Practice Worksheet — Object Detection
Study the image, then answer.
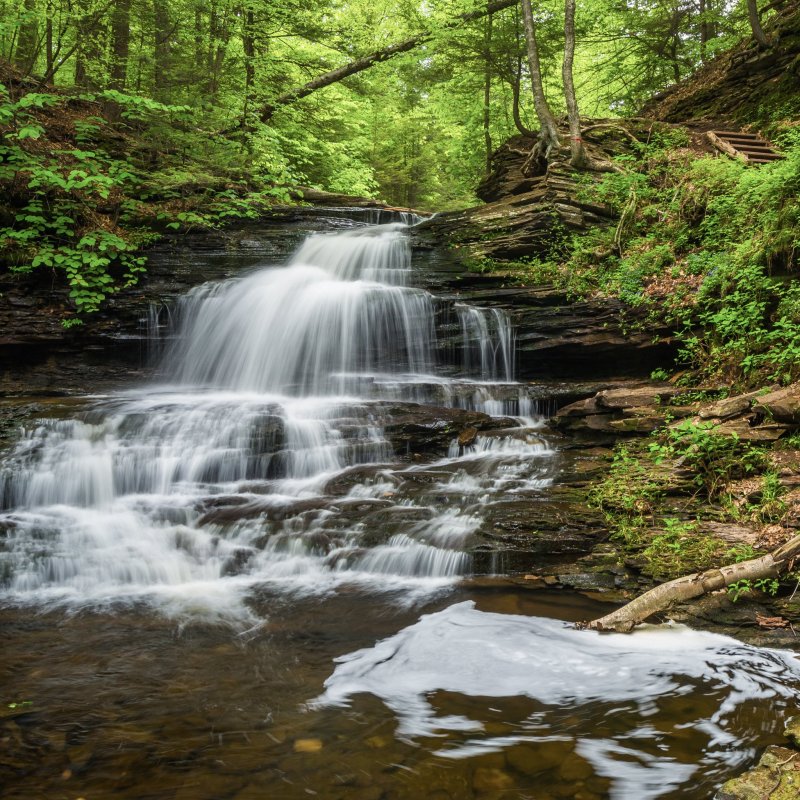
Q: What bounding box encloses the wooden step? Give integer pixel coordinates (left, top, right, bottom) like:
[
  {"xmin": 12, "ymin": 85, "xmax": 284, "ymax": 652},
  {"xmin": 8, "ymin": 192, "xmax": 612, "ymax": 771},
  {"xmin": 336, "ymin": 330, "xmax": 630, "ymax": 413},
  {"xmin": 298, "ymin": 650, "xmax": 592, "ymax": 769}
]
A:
[
  {"xmin": 706, "ymin": 129, "xmax": 783, "ymax": 166},
  {"xmin": 714, "ymin": 130, "xmax": 761, "ymax": 138}
]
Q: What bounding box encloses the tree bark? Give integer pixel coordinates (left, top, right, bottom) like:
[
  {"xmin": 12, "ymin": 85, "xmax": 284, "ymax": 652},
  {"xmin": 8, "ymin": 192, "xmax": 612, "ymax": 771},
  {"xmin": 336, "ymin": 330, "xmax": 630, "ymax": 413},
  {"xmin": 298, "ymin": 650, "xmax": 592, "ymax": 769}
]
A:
[
  {"xmin": 511, "ymin": 56, "xmax": 536, "ymax": 137},
  {"xmin": 153, "ymin": 0, "xmax": 171, "ymax": 99},
  {"xmin": 483, "ymin": 5, "xmax": 493, "ymax": 173},
  {"xmin": 561, "ymin": 0, "xmax": 586, "ymax": 168},
  {"xmin": 14, "ymin": 0, "xmax": 40, "ymax": 75},
  {"xmin": 519, "ymin": 0, "xmax": 560, "ymax": 160},
  {"xmin": 109, "ymin": 0, "xmax": 131, "ymax": 91},
  {"xmin": 45, "ymin": 0, "xmax": 53, "ymax": 78},
  {"xmin": 747, "ymin": 0, "xmax": 769, "ymax": 47},
  {"xmin": 582, "ymin": 533, "xmax": 800, "ymax": 633},
  {"xmin": 257, "ymin": 0, "xmax": 518, "ymax": 122}
]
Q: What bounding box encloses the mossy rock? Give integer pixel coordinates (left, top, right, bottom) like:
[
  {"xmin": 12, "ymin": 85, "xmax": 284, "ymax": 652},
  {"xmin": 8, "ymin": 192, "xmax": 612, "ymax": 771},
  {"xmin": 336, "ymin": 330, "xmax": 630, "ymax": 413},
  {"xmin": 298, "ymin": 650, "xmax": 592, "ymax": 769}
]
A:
[
  {"xmin": 785, "ymin": 716, "xmax": 800, "ymax": 749},
  {"xmin": 715, "ymin": 746, "xmax": 800, "ymax": 800}
]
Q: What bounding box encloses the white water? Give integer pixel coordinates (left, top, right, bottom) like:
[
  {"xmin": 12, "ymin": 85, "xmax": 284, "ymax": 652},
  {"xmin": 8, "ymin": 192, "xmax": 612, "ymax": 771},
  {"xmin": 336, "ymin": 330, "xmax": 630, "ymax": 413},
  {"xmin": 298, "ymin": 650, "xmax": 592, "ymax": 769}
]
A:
[
  {"xmin": 316, "ymin": 601, "xmax": 800, "ymax": 799},
  {"xmin": 2, "ymin": 216, "xmax": 799, "ymax": 799},
  {"xmin": 0, "ymin": 220, "xmax": 550, "ymax": 618}
]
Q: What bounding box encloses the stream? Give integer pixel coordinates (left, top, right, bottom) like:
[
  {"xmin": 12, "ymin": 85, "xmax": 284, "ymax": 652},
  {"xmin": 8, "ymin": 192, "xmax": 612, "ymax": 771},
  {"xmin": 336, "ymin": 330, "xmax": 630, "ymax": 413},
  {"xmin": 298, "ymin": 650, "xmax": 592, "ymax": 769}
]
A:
[{"xmin": 1, "ymin": 213, "xmax": 799, "ymax": 799}]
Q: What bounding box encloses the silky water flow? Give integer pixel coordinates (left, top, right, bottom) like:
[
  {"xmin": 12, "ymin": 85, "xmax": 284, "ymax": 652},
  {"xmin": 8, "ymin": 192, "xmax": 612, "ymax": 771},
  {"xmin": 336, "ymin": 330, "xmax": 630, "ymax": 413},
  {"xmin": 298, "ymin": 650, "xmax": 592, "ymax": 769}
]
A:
[{"xmin": 1, "ymin": 217, "xmax": 799, "ymax": 800}]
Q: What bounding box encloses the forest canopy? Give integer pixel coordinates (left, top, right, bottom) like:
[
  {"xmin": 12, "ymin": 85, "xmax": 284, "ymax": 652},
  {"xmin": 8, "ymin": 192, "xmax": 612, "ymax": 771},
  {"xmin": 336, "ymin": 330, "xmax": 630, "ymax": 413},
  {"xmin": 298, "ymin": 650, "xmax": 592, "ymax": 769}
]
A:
[{"xmin": 0, "ymin": 0, "xmax": 774, "ymax": 208}]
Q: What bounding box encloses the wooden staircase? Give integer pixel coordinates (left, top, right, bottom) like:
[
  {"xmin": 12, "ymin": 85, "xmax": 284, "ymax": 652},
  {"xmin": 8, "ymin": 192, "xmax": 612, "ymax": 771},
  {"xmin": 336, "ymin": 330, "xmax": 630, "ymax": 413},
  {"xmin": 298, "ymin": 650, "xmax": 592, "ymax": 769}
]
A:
[{"xmin": 707, "ymin": 130, "xmax": 784, "ymax": 165}]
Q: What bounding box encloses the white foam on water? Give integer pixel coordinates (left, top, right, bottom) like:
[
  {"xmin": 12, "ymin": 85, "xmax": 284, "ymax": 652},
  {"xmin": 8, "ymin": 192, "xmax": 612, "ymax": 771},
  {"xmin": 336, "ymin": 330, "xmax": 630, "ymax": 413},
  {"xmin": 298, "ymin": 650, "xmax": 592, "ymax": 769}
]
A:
[
  {"xmin": 313, "ymin": 600, "xmax": 800, "ymax": 799},
  {"xmin": 0, "ymin": 220, "xmax": 553, "ymax": 621}
]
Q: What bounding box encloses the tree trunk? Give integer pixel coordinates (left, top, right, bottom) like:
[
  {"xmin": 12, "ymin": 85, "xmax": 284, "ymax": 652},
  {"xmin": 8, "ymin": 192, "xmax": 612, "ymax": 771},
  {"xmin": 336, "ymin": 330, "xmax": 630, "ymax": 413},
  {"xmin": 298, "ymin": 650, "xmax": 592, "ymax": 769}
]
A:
[
  {"xmin": 14, "ymin": 0, "xmax": 40, "ymax": 75},
  {"xmin": 153, "ymin": 0, "xmax": 171, "ymax": 99},
  {"xmin": 109, "ymin": 0, "xmax": 131, "ymax": 91},
  {"xmin": 582, "ymin": 533, "xmax": 800, "ymax": 633},
  {"xmin": 483, "ymin": 6, "xmax": 493, "ymax": 173},
  {"xmin": 511, "ymin": 56, "xmax": 536, "ymax": 137},
  {"xmin": 698, "ymin": 0, "xmax": 709, "ymax": 62},
  {"xmin": 74, "ymin": 9, "xmax": 106, "ymax": 90},
  {"xmin": 561, "ymin": 0, "xmax": 586, "ymax": 168},
  {"xmin": 519, "ymin": 0, "xmax": 560, "ymax": 160},
  {"xmin": 241, "ymin": 6, "xmax": 256, "ymax": 123},
  {"xmin": 747, "ymin": 0, "xmax": 769, "ymax": 47},
  {"xmin": 45, "ymin": 0, "xmax": 53, "ymax": 78}
]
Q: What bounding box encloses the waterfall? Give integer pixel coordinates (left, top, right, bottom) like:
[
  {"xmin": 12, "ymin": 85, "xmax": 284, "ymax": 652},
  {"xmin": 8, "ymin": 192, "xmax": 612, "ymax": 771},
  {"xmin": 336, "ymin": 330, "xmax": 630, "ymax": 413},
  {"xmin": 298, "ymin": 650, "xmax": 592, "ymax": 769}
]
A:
[{"xmin": 0, "ymin": 216, "xmax": 552, "ymax": 618}]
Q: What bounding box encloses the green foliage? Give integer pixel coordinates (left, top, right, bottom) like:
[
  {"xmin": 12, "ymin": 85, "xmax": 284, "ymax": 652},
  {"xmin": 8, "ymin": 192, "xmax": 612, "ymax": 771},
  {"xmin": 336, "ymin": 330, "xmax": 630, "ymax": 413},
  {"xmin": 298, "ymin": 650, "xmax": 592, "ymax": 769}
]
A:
[
  {"xmin": 649, "ymin": 419, "xmax": 766, "ymax": 501},
  {"xmin": 591, "ymin": 428, "xmax": 772, "ymax": 582},
  {"xmin": 561, "ymin": 133, "xmax": 800, "ymax": 388},
  {"xmin": 747, "ymin": 470, "xmax": 788, "ymax": 523},
  {"xmin": 642, "ymin": 517, "xmax": 721, "ymax": 582},
  {"xmin": 0, "ymin": 85, "xmax": 148, "ymax": 312},
  {"xmin": 728, "ymin": 576, "xmax": 780, "ymax": 602},
  {"xmin": 590, "ymin": 442, "xmax": 663, "ymax": 516},
  {"xmin": 0, "ymin": 80, "xmax": 293, "ymax": 315}
]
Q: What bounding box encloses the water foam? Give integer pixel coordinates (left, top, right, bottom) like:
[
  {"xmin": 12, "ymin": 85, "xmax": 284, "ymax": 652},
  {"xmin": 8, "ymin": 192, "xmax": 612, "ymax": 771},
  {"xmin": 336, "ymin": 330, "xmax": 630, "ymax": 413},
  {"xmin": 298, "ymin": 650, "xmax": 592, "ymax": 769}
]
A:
[{"xmin": 314, "ymin": 600, "xmax": 800, "ymax": 799}]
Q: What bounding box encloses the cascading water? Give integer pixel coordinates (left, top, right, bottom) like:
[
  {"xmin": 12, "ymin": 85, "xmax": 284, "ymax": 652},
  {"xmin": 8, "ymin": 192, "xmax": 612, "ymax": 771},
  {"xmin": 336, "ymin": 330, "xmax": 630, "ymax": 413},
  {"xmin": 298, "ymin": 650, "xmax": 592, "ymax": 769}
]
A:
[
  {"xmin": 2, "ymin": 213, "xmax": 799, "ymax": 800},
  {"xmin": 0, "ymin": 219, "xmax": 550, "ymax": 618}
]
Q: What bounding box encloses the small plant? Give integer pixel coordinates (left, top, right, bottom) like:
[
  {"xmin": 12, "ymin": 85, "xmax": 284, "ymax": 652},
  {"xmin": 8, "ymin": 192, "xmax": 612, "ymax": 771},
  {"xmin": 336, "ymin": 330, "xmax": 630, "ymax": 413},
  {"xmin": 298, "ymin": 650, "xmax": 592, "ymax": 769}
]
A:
[
  {"xmin": 728, "ymin": 576, "xmax": 780, "ymax": 602},
  {"xmin": 749, "ymin": 471, "xmax": 787, "ymax": 523},
  {"xmin": 642, "ymin": 517, "xmax": 721, "ymax": 580},
  {"xmin": 649, "ymin": 420, "xmax": 766, "ymax": 501}
]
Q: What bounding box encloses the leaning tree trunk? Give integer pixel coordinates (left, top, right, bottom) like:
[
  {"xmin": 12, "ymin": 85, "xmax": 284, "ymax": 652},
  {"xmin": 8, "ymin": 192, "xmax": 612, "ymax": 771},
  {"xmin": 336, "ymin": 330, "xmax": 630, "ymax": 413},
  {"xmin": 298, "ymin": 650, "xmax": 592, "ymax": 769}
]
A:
[
  {"xmin": 582, "ymin": 533, "xmax": 800, "ymax": 633},
  {"xmin": 520, "ymin": 0, "xmax": 560, "ymax": 161},
  {"xmin": 561, "ymin": 0, "xmax": 586, "ymax": 168},
  {"xmin": 747, "ymin": 0, "xmax": 769, "ymax": 47}
]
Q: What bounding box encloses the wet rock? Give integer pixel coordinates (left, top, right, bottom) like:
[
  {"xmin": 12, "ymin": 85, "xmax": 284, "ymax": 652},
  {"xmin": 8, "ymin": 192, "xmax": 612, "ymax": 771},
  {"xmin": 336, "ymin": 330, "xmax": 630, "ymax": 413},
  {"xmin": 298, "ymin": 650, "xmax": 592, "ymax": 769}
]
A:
[
  {"xmin": 377, "ymin": 403, "xmax": 514, "ymax": 458},
  {"xmin": 458, "ymin": 426, "xmax": 479, "ymax": 447},
  {"xmin": 221, "ymin": 548, "xmax": 255, "ymax": 576},
  {"xmin": 472, "ymin": 766, "xmax": 515, "ymax": 794},
  {"xmin": 715, "ymin": 745, "xmax": 800, "ymax": 800},
  {"xmin": 293, "ymin": 738, "xmax": 323, "ymax": 753},
  {"xmin": 506, "ymin": 741, "xmax": 565, "ymax": 777},
  {"xmin": 558, "ymin": 755, "xmax": 593, "ymax": 782}
]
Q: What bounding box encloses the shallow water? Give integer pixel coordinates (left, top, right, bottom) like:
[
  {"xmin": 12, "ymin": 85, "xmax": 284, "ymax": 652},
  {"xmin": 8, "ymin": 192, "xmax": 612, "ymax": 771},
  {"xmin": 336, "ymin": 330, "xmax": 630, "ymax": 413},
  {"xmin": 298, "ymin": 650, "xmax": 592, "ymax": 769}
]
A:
[{"xmin": 3, "ymin": 588, "xmax": 799, "ymax": 800}]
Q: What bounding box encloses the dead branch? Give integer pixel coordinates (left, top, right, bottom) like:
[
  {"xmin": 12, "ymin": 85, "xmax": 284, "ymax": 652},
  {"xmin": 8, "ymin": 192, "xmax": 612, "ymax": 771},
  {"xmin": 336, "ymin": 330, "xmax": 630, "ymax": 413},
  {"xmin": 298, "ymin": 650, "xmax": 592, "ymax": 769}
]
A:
[{"xmin": 580, "ymin": 533, "xmax": 800, "ymax": 632}]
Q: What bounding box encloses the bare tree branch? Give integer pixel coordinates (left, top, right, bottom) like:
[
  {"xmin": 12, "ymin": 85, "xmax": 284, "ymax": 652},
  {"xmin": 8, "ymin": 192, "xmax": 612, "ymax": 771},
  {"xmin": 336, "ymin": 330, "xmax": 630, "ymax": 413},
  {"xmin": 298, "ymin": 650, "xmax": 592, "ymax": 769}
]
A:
[
  {"xmin": 581, "ymin": 534, "xmax": 800, "ymax": 633},
  {"xmin": 256, "ymin": 0, "xmax": 519, "ymax": 122}
]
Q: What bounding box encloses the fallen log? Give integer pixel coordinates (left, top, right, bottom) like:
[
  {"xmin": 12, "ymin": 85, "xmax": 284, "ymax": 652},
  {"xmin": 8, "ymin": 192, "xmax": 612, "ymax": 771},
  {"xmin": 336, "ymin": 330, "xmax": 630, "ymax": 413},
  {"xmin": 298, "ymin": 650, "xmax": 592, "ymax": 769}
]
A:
[{"xmin": 580, "ymin": 533, "xmax": 800, "ymax": 632}]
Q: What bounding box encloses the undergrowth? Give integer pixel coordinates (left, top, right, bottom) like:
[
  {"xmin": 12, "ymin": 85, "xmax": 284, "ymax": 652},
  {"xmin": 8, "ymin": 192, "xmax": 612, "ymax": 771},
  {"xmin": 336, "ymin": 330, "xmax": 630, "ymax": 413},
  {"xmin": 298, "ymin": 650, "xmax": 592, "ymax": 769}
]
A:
[
  {"xmin": 0, "ymin": 81, "xmax": 291, "ymax": 319},
  {"xmin": 590, "ymin": 421, "xmax": 780, "ymax": 581},
  {"xmin": 481, "ymin": 124, "xmax": 800, "ymax": 390}
]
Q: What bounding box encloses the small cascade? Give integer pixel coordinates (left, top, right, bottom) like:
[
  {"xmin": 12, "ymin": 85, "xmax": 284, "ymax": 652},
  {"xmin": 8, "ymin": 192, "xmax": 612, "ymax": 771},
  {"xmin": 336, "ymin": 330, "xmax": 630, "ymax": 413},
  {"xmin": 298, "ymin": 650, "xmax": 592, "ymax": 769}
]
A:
[
  {"xmin": 0, "ymin": 214, "xmax": 553, "ymax": 618},
  {"xmin": 456, "ymin": 303, "xmax": 514, "ymax": 382}
]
